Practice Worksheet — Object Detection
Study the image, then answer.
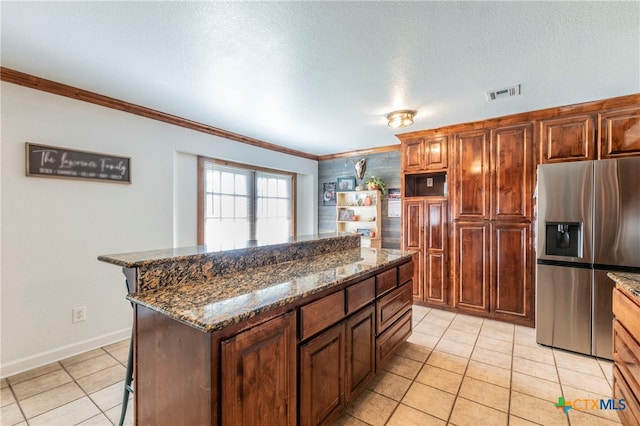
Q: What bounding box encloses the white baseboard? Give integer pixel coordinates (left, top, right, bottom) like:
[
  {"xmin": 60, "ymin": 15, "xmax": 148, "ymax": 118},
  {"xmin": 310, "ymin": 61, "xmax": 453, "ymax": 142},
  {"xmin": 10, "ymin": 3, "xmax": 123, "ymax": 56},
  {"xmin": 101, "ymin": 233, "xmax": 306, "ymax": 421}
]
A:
[{"xmin": 0, "ymin": 328, "xmax": 131, "ymax": 379}]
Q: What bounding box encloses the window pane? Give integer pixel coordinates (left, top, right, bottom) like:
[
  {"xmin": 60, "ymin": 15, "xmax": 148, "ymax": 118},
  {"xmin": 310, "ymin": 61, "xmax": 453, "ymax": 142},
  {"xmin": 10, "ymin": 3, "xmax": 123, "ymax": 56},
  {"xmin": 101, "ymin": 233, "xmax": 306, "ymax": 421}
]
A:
[
  {"xmin": 206, "ymin": 194, "xmax": 213, "ymax": 217},
  {"xmin": 235, "ymin": 174, "xmax": 247, "ymax": 195},
  {"xmin": 221, "ymin": 172, "xmax": 234, "ymax": 194},
  {"xmin": 212, "ymin": 170, "xmax": 220, "ymax": 192},
  {"xmin": 278, "ymin": 199, "xmax": 289, "ymax": 217},
  {"xmin": 221, "ymin": 195, "xmax": 234, "ymax": 217},
  {"xmin": 235, "ymin": 196, "xmax": 248, "ymax": 218},
  {"xmin": 277, "ymin": 179, "xmax": 287, "ymax": 197},
  {"xmin": 206, "ymin": 170, "xmax": 214, "ymax": 193},
  {"xmin": 256, "ymin": 177, "xmax": 265, "ymax": 197},
  {"xmin": 212, "ymin": 195, "xmax": 221, "ymax": 217},
  {"xmin": 267, "ymin": 178, "xmax": 277, "ymax": 195}
]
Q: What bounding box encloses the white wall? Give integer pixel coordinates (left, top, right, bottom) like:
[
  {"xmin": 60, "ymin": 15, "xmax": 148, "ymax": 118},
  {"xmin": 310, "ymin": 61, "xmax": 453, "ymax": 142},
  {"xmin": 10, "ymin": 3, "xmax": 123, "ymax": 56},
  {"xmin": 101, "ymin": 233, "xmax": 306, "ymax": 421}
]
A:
[{"xmin": 0, "ymin": 83, "xmax": 318, "ymax": 377}]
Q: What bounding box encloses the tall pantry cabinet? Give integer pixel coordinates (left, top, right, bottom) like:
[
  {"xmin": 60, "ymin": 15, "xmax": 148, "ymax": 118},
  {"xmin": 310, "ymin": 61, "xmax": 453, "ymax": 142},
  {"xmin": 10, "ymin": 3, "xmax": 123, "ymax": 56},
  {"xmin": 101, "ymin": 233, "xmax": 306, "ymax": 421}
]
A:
[
  {"xmin": 451, "ymin": 124, "xmax": 534, "ymax": 323},
  {"xmin": 401, "ymin": 135, "xmax": 449, "ymax": 307},
  {"xmin": 400, "ymin": 123, "xmax": 535, "ymax": 326}
]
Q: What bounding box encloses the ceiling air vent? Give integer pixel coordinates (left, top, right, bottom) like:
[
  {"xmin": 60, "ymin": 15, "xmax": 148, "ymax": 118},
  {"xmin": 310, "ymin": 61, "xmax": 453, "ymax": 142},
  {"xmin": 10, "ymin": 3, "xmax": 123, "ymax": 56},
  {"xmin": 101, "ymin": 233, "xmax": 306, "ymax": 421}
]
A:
[{"xmin": 486, "ymin": 84, "xmax": 521, "ymax": 101}]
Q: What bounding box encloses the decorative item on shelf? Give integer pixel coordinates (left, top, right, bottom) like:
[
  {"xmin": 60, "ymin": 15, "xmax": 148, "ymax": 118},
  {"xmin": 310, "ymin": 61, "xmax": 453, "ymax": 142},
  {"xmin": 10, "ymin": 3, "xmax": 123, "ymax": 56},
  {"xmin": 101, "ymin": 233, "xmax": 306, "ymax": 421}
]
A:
[
  {"xmin": 364, "ymin": 175, "xmax": 387, "ymax": 195},
  {"xmin": 337, "ymin": 176, "xmax": 356, "ymax": 192},
  {"xmin": 370, "ymin": 231, "xmax": 376, "ymax": 238},
  {"xmin": 363, "ymin": 195, "xmax": 372, "ymax": 206},
  {"xmin": 356, "ymin": 228, "xmax": 371, "ymax": 237},
  {"xmin": 338, "ymin": 209, "xmax": 354, "ymax": 221},
  {"xmin": 352, "ymin": 214, "xmax": 359, "ymax": 221}
]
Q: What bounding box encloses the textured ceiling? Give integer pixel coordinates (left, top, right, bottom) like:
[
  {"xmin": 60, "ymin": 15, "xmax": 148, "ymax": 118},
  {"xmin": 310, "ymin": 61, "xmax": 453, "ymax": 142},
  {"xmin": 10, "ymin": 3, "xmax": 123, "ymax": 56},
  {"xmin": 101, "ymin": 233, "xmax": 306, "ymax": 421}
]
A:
[{"xmin": 1, "ymin": 1, "xmax": 639, "ymax": 157}]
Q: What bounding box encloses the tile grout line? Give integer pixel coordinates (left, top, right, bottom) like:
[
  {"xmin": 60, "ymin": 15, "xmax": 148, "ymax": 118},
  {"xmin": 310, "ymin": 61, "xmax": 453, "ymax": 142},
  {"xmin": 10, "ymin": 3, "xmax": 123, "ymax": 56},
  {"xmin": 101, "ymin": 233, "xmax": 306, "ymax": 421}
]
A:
[
  {"xmin": 6, "ymin": 377, "xmax": 30, "ymax": 426},
  {"xmin": 442, "ymin": 312, "xmax": 482, "ymax": 425},
  {"xmin": 7, "ymin": 346, "xmax": 128, "ymax": 426}
]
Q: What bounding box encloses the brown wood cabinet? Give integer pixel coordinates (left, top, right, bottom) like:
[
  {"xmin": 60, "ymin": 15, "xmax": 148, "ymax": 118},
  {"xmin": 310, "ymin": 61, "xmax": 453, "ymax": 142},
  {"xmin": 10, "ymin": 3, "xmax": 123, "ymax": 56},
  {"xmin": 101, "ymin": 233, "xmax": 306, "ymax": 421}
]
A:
[
  {"xmin": 453, "ymin": 130, "xmax": 490, "ymax": 220},
  {"xmin": 298, "ymin": 261, "xmax": 413, "ymax": 425},
  {"xmin": 402, "ymin": 136, "xmax": 448, "ymax": 172},
  {"xmin": 133, "ymin": 257, "xmax": 413, "ymax": 426},
  {"xmin": 490, "ymin": 223, "xmax": 533, "ymax": 320},
  {"xmin": 599, "ymin": 106, "xmax": 640, "ymax": 159},
  {"xmin": 453, "ymin": 221, "xmax": 490, "ymax": 313},
  {"xmin": 300, "ymin": 322, "xmax": 346, "ymax": 426},
  {"xmin": 222, "ymin": 312, "xmax": 297, "ymax": 426},
  {"xmin": 491, "ymin": 124, "xmax": 533, "ymax": 221},
  {"xmin": 539, "ymin": 114, "xmax": 595, "ymax": 163},
  {"xmin": 397, "ymin": 93, "xmax": 640, "ymax": 328},
  {"xmin": 451, "ymin": 124, "xmax": 535, "ymax": 325},
  {"xmin": 345, "ymin": 305, "xmax": 375, "ymax": 400},
  {"xmin": 612, "ymin": 285, "xmax": 640, "ymax": 425},
  {"xmin": 402, "ymin": 198, "xmax": 448, "ymax": 306}
]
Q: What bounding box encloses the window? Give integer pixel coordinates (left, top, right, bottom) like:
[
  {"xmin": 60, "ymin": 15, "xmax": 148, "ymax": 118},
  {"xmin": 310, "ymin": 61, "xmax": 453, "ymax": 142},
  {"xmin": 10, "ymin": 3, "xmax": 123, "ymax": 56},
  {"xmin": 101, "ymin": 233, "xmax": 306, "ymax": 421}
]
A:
[{"xmin": 198, "ymin": 157, "xmax": 296, "ymax": 247}]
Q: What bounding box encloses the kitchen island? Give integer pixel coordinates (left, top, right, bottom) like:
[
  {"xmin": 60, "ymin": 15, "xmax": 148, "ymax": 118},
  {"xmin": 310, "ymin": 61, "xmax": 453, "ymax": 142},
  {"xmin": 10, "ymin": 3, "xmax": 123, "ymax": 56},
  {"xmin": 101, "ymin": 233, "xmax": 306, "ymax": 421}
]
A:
[
  {"xmin": 609, "ymin": 272, "xmax": 640, "ymax": 426},
  {"xmin": 99, "ymin": 234, "xmax": 415, "ymax": 426}
]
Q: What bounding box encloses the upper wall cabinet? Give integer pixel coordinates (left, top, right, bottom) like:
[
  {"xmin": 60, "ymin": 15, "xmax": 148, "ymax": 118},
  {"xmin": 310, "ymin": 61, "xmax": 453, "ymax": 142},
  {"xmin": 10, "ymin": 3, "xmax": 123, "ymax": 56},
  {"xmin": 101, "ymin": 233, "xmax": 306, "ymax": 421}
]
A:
[
  {"xmin": 452, "ymin": 130, "xmax": 490, "ymax": 220},
  {"xmin": 402, "ymin": 136, "xmax": 448, "ymax": 172},
  {"xmin": 599, "ymin": 107, "xmax": 640, "ymax": 159},
  {"xmin": 539, "ymin": 115, "xmax": 595, "ymax": 163},
  {"xmin": 491, "ymin": 123, "xmax": 533, "ymax": 221}
]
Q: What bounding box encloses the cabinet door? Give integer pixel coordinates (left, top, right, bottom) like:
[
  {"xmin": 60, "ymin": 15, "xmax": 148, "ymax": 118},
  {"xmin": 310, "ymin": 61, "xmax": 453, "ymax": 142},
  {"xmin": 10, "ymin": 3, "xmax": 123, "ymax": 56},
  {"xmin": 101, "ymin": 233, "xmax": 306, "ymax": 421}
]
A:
[
  {"xmin": 424, "ymin": 135, "xmax": 448, "ymax": 170},
  {"xmin": 490, "ymin": 223, "xmax": 532, "ymax": 321},
  {"xmin": 221, "ymin": 312, "xmax": 296, "ymax": 426},
  {"xmin": 425, "ymin": 200, "xmax": 448, "ymax": 305},
  {"xmin": 453, "ymin": 221, "xmax": 490, "ymax": 313},
  {"xmin": 345, "ymin": 305, "xmax": 375, "ymax": 401},
  {"xmin": 403, "ymin": 138, "xmax": 424, "ymax": 172},
  {"xmin": 299, "ymin": 322, "xmax": 346, "ymax": 426},
  {"xmin": 491, "ymin": 124, "xmax": 533, "ymax": 221},
  {"xmin": 454, "ymin": 130, "xmax": 490, "ymax": 219},
  {"xmin": 402, "ymin": 200, "xmax": 424, "ymax": 301},
  {"xmin": 599, "ymin": 107, "xmax": 640, "ymax": 158},
  {"xmin": 540, "ymin": 115, "xmax": 595, "ymax": 163}
]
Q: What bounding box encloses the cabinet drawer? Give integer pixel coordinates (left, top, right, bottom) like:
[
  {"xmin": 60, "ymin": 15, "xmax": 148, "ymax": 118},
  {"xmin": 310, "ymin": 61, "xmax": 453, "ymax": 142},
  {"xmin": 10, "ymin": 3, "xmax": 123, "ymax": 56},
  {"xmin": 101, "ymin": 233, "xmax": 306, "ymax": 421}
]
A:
[
  {"xmin": 613, "ymin": 365, "xmax": 640, "ymax": 426},
  {"xmin": 613, "ymin": 320, "xmax": 640, "ymax": 396},
  {"xmin": 398, "ymin": 261, "xmax": 414, "ymax": 286},
  {"xmin": 376, "ymin": 281, "xmax": 412, "ymax": 335},
  {"xmin": 376, "ymin": 309, "xmax": 412, "ymax": 371},
  {"xmin": 613, "ymin": 287, "xmax": 640, "ymax": 340},
  {"xmin": 346, "ymin": 277, "xmax": 375, "ymax": 315},
  {"xmin": 376, "ymin": 267, "xmax": 398, "ymax": 296},
  {"xmin": 300, "ymin": 291, "xmax": 345, "ymax": 341}
]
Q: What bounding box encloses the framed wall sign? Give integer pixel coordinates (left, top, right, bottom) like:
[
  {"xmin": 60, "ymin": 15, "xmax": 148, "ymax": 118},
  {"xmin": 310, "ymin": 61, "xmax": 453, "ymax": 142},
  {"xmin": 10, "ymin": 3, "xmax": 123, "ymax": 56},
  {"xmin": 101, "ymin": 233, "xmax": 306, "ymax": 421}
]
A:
[
  {"xmin": 322, "ymin": 182, "xmax": 336, "ymax": 206},
  {"xmin": 25, "ymin": 143, "xmax": 131, "ymax": 183}
]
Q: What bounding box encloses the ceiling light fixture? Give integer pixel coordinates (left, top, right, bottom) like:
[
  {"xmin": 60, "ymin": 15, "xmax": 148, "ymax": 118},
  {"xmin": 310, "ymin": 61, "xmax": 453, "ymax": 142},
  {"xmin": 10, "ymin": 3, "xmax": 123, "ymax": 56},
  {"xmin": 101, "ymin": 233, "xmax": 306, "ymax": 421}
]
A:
[{"xmin": 386, "ymin": 110, "xmax": 416, "ymax": 128}]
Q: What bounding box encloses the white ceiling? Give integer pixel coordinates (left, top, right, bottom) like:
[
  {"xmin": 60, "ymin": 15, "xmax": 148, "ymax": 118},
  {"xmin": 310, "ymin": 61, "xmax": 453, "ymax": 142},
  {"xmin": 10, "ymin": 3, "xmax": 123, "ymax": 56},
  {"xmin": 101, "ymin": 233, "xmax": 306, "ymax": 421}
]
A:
[{"xmin": 1, "ymin": 1, "xmax": 639, "ymax": 157}]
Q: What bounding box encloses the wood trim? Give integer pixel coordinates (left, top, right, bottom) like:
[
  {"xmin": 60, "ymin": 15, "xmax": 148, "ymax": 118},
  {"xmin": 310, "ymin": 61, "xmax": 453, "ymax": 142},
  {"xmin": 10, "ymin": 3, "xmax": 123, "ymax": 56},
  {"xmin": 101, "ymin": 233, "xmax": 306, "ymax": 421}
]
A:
[
  {"xmin": 395, "ymin": 93, "xmax": 640, "ymax": 142},
  {"xmin": 317, "ymin": 144, "xmax": 400, "ymax": 161},
  {"xmin": 197, "ymin": 157, "xmax": 206, "ymax": 245},
  {"xmin": 1, "ymin": 67, "xmax": 319, "ymax": 161}
]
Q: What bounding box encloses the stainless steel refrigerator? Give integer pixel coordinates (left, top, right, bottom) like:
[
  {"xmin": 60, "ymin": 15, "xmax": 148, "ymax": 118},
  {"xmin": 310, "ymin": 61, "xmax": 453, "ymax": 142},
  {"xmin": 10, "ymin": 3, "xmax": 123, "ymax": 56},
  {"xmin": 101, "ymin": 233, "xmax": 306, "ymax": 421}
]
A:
[{"xmin": 536, "ymin": 157, "xmax": 640, "ymax": 359}]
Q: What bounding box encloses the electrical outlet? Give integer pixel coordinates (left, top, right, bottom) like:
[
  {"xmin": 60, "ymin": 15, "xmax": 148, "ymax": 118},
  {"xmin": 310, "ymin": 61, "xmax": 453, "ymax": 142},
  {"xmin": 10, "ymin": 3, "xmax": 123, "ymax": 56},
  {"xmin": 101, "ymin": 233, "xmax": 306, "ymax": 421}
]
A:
[{"xmin": 72, "ymin": 306, "xmax": 86, "ymax": 323}]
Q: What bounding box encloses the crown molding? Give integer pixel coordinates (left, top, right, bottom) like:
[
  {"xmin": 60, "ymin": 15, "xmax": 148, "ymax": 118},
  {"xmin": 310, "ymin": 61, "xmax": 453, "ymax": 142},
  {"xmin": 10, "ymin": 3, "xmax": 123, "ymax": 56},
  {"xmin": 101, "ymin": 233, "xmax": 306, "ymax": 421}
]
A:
[{"xmin": 1, "ymin": 67, "xmax": 320, "ymax": 161}]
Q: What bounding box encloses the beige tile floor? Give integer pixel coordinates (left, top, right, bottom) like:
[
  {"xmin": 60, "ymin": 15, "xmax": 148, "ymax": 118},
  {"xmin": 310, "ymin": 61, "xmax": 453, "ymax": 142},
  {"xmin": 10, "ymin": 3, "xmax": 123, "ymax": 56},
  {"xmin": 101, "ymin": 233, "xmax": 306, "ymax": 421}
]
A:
[{"xmin": 0, "ymin": 305, "xmax": 622, "ymax": 426}]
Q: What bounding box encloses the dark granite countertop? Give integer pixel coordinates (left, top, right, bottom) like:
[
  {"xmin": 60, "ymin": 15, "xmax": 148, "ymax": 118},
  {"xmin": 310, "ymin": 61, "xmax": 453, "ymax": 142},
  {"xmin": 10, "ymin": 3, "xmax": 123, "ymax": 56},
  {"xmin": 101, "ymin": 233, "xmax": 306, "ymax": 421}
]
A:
[
  {"xmin": 609, "ymin": 272, "xmax": 640, "ymax": 298},
  {"xmin": 98, "ymin": 233, "xmax": 345, "ymax": 268},
  {"xmin": 127, "ymin": 247, "xmax": 413, "ymax": 333}
]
